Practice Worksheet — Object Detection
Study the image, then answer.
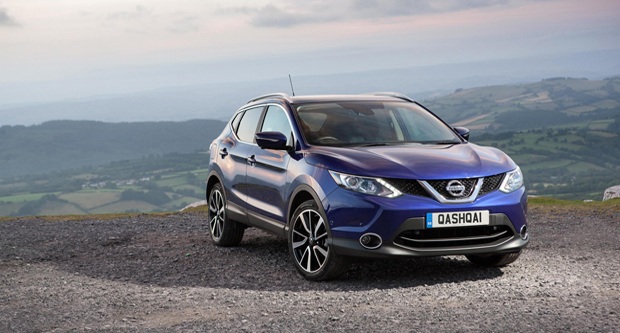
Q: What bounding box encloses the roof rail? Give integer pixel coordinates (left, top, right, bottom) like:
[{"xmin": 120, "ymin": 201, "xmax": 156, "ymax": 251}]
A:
[
  {"xmin": 247, "ymin": 93, "xmax": 292, "ymax": 104},
  {"xmin": 365, "ymin": 92, "xmax": 415, "ymax": 102}
]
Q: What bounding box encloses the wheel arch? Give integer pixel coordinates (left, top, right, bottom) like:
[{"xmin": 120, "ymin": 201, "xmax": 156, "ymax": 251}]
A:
[
  {"xmin": 206, "ymin": 171, "xmax": 223, "ymax": 200},
  {"xmin": 287, "ymin": 184, "xmax": 350, "ymax": 280},
  {"xmin": 287, "ymin": 184, "xmax": 329, "ymax": 234}
]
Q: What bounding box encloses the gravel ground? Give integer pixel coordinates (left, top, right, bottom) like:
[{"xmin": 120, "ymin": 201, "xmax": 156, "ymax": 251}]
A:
[{"xmin": 1, "ymin": 205, "xmax": 619, "ymax": 333}]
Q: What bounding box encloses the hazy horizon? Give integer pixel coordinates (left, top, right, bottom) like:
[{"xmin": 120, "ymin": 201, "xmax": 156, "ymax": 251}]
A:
[{"xmin": 1, "ymin": 0, "xmax": 619, "ymax": 123}]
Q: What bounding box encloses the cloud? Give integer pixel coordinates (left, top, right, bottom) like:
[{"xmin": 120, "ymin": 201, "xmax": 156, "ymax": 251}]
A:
[
  {"xmin": 219, "ymin": 0, "xmax": 545, "ymax": 28},
  {"xmin": 249, "ymin": 4, "xmax": 318, "ymax": 27},
  {"xmin": 0, "ymin": 7, "xmax": 20, "ymax": 27},
  {"xmin": 217, "ymin": 3, "xmax": 335, "ymax": 27},
  {"xmin": 169, "ymin": 15, "xmax": 200, "ymax": 33},
  {"xmin": 107, "ymin": 5, "xmax": 153, "ymax": 21},
  {"xmin": 104, "ymin": 6, "xmax": 199, "ymax": 34}
]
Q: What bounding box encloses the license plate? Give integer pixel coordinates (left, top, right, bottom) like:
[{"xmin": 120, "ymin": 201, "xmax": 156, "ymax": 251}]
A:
[{"xmin": 426, "ymin": 210, "xmax": 489, "ymax": 228}]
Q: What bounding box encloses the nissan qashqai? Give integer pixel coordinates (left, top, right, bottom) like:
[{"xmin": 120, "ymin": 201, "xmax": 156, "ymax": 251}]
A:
[{"xmin": 205, "ymin": 93, "xmax": 528, "ymax": 280}]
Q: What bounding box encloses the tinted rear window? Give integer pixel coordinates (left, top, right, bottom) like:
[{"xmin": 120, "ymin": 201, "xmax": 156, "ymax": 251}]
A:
[{"xmin": 236, "ymin": 107, "xmax": 263, "ymax": 143}]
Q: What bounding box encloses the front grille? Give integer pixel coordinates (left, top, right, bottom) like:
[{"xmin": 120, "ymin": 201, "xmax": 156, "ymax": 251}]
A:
[
  {"xmin": 386, "ymin": 172, "xmax": 506, "ymax": 201},
  {"xmin": 394, "ymin": 225, "xmax": 514, "ymax": 249},
  {"xmin": 386, "ymin": 179, "xmax": 431, "ymax": 198},
  {"xmin": 426, "ymin": 178, "xmax": 477, "ymax": 199},
  {"xmin": 479, "ymin": 173, "xmax": 505, "ymax": 196}
]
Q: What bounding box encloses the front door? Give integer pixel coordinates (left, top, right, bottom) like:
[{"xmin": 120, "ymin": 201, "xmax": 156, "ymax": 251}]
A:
[{"xmin": 245, "ymin": 105, "xmax": 293, "ymax": 234}]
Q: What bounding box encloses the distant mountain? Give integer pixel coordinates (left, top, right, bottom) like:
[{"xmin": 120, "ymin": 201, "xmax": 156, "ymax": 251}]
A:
[
  {"xmin": 0, "ymin": 119, "xmax": 226, "ymax": 178},
  {"xmin": 1, "ymin": 49, "xmax": 619, "ymax": 126}
]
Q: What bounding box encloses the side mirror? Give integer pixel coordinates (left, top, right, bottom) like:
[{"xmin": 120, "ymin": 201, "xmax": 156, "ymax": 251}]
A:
[
  {"xmin": 454, "ymin": 127, "xmax": 470, "ymax": 141},
  {"xmin": 255, "ymin": 131, "xmax": 289, "ymax": 150}
]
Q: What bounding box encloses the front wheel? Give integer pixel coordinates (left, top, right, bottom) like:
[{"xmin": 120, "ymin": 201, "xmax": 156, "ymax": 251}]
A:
[
  {"xmin": 207, "ymin": 183, "xmax": 244, "ymax": 247},
  {"xmin": 466, "ymin": 251, "xmax": 522, "ymax": 267},
  {"xmin": 288, "ymin": 200, "xmax": 349, "ymax": 281}
]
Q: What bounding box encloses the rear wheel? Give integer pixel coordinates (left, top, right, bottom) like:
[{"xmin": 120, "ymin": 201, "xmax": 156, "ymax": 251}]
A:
[
  {"xmin": 288, "ymin": 200, "xmax": 349, "ymax": 281},
  {"xmin": 466, "ymin": 251, "xmax": 521, "ymax": 267},
  {"xmin": 208, "ymin": 183, "xmax": 244, "ymax": 247}
]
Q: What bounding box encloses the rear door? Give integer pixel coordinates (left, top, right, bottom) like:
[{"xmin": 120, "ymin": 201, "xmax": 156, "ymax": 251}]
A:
[{"xmin": 217, "ymin": 106, "xmax": 264, "ymax": 221}]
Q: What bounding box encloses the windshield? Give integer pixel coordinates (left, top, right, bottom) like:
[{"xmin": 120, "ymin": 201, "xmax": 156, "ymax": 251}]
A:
[{"xmin": 295, "ymin": 101, "xmax": 461, "ymax": 146}]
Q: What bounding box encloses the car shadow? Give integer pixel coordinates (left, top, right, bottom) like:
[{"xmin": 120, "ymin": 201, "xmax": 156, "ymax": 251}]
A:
[
  {"xmin": 2, "ymin": 215, "xmax": 504, "ymax": 292},
  {"xmin": 220, "ymin": 234, "xmax": 505, "ymax": 291}
]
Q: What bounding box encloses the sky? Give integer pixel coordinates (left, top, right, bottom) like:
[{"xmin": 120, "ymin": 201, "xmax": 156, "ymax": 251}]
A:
[{"xmin": 0, "ymin": 0, "xmax": 619, "ymax": 106}]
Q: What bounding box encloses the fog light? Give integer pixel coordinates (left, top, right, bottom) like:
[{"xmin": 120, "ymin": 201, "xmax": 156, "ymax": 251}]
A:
[
  {"xmin": 359, "ymin": 233, "xmax": 382, "ymax": 250},
  {"xmin": 519, "ymin": 225, "xmax": 529, "ymax": 240}
]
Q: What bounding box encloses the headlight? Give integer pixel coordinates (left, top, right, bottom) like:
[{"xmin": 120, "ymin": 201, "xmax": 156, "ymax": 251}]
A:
[
  {"xmin": 500, "ymin": 167, "xmax": 524, "ymax": 193},
  {"xmin": 329, "ymin": 171, "xmax": 402, "ymax": 198}
]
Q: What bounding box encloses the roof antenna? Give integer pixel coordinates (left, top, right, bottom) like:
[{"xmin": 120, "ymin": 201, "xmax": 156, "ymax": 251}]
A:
[{"xmin": 288, "ymin": 74, "xmax": 296, "ymax": 96}]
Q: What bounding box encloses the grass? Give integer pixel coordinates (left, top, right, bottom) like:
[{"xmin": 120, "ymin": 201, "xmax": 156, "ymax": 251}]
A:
[
  {"xmin": 163, "ymin": 196, "xmax": 201, "ymax": 210},
  {"xmin": 0, "ymin": 211, "xmax": 176, "ymax": 222},
  {"xmin": 171, "ymin": 184, "xmax": 203, "ymax": 193},
  {"xmin": 155, "ymin": 174, "xmax": 188, "ymax": 187},
  {"xmin": 59, "ymin": 191, "xmax": 122, "ymax": 210},
  {"xmin": 525, "ymin": 159, "xmax": 573, "ymax": 170},
  {"xmin": 0, "ymin": 202, "xmax": 22, "ymax": 216},
  {"xmin": 0, "ymin": 192, "xmax": 61, "ymax": 203},
  {"xmin": 528, "ymin": 196, "xmax": 620, "ymax": 212},
  {"xmin": 179, "ymin": 205, "xmax": 209, "ymax": 214},
  {"xmin": 566, "ymin": 162, "xmax": 607, "ymax": 173},
  {"xmin": 38, "ymin": 201, "xmax": 87, "ymax": 216},
  {"xmin": 89, "ymin": 200, "xmax": 159, "ymax": 214}
]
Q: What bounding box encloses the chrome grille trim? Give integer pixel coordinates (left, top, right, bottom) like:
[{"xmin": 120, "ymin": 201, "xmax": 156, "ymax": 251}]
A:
[
  {"xmin": 419, "ymin": 178, "xmax": 484, "ymax": 204},
  {"xmin": 393, "ymin": 236, "xmax": 515, "ymax": 252},
  {"xmin": 399, "ymin": 229, "xmax": 509, "ymax": 243}
]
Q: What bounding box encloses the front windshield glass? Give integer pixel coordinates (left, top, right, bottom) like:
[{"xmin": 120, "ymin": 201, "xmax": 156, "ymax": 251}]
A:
[{"xmin": 295, "ymin": 101, "xmax": 460, "ymax": 146}]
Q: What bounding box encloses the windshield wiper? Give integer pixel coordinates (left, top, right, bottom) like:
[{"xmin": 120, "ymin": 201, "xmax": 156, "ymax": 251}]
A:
[
  {"xmin": 357, "ymin": 142, "xmax": 392, "ymax": 147},
  {"xmin": 431, "ymin": 140, "xmax": 460, "ymax": 145}
]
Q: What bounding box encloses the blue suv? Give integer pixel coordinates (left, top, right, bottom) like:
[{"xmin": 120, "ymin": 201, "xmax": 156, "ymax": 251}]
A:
[{"xmin": 206, "ymin": 93, "xmax": 528, "ymax": 280}]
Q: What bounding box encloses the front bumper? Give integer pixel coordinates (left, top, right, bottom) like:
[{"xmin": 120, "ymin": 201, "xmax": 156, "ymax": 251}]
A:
[
  {"xmin": 323, "ymin": 186, "xmax": 528, "ymax": 258},
  {"xmin": 331, "ymin": 213, "xmax": 528, "ymax": 258}
]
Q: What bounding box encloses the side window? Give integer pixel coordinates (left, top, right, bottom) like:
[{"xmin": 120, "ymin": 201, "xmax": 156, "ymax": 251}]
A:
[
  {"xmin": 260, "ymin": 106, "xmax": 293, "ymax": 145},
  {"xmin": 236, "ymin": 107, "xmax": 264, "ymax": 142},
  {"xmin": 230, "ymin": 112, "xmax": 243, "ymax": 133}
]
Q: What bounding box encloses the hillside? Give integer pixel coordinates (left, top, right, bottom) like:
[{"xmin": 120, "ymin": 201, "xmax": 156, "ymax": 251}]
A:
[
  {"xmin": 0, "ymin": 77, "xmax": 619, "ymax": 216},
  {"xmin": 426, "ymin": 77, "xmax": 620, "ymax": 132},
  {"xmin": 0, "ymin": 119, "xmax": 226, "ymax": 178}
]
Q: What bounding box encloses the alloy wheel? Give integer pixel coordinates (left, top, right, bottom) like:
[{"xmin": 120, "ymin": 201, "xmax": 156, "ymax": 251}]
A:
[
  {"xmin": 291, "ymin": 208, "xmax": 329, "ymax": 273},
  {"xmin": 208, "ymin": 188, "xmax": 225, "ymax": 241}
]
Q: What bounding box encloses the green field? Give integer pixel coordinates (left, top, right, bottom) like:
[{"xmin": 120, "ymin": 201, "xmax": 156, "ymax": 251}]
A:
[
  {"xmin": 0, "ymin": 150, "xmax": 209, "ymax": 216},
  {"xmin": 59, "ymin": 191, "xmax": 122, "ymax": 210}
]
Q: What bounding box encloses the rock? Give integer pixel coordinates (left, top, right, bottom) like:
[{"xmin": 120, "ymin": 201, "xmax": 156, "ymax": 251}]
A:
[
  {"xmin": 603, "ymin": 185, "xmax": 620, "ymax": 201},
  {"xmin": 180, "ymin": 200, "xmax": 208, "ymax": 211}
]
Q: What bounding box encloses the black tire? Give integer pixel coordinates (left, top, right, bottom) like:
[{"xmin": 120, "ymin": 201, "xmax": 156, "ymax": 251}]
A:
[
  {"xmin": 288, "ymin": 200, "xmax": 349, "ymax": 281},
  {"xmin": 207, "ymin": 183, "xmax": 244, "ymax": 247},
  {"xmin": 466, "ymin": 250, "xmax": 522, "ymax": 267}
]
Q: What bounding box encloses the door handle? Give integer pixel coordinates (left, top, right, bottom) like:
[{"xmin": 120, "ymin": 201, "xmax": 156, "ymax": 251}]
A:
[
  {"xmin": 219, "ymin": 148, "xmax": 228, "ymax": 157},
  {"xmin": 246, "ymin": 155, "xmax": 256, "ymax": 166}
]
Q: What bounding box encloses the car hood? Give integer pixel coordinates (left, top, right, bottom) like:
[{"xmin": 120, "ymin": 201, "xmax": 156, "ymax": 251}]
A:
[{"xmin": 304, "ymin": 143, "xmax": 516, "ymax": 180}]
